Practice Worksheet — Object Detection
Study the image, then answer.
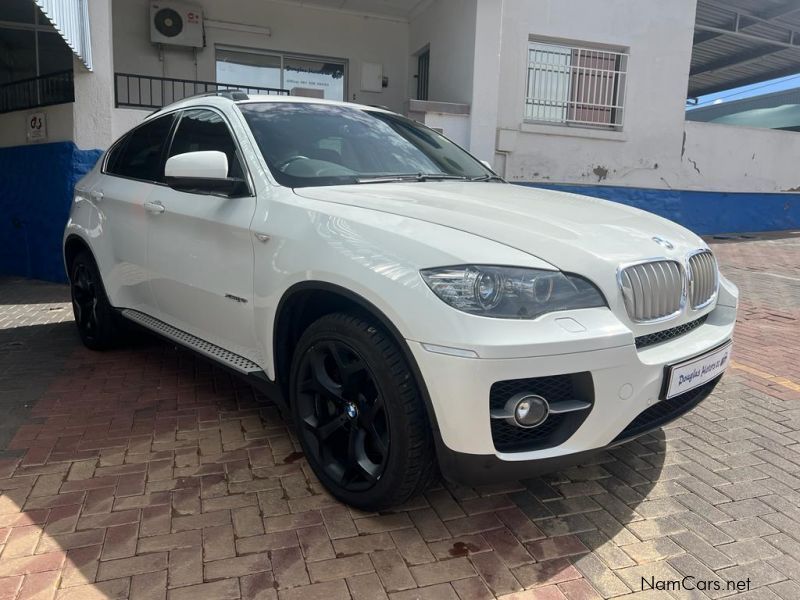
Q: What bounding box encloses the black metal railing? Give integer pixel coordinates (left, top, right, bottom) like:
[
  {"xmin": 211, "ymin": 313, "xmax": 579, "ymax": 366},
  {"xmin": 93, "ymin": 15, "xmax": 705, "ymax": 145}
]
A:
[
  {"xmin": 115, "ymin": 73, "xmax": 289, "ymax": 109},
  {"xmin": 0, "ymin": 70, "xmax": 75, "ymax": 115}
]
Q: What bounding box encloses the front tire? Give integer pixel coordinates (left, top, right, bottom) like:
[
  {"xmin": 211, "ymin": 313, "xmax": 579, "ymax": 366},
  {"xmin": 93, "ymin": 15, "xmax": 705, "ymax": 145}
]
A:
[
  {"xmin": 289, "ymin": 312, "xmax": 435, "ymax": 510},
  {"xmin": 69, "ymin": 250, "xmax": 125, "ymax": 350}
]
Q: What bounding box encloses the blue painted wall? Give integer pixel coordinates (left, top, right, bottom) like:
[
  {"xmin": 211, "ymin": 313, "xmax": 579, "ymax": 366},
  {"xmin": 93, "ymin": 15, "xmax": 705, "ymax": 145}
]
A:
[
  {"xmin": 520, "ymin": 183, "xmax": 799, "ymax": 235},
  {"xmin": 0, "ymin": 142, "xmax": 101, "ymax": 283}
]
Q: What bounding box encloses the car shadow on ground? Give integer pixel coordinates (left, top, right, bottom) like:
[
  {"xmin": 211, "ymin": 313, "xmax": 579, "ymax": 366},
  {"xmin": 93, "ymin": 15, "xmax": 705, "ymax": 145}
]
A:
[
  {"xmin": 0, "ymin": 318, "xmax": 667, "ymax": 597},
  {"xmin": 0, "ymin": 322, "xmax": 80, "ymax": 457},
  {"xmin": 0, "ymin": 277, "xmax": 72, "ymax": 307}
]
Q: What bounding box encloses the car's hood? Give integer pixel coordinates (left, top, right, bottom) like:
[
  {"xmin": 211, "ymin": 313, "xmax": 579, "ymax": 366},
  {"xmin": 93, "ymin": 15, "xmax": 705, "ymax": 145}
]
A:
[{"xmin": 293, "ymin": 182, "xmax": 706, "ymax": 276}]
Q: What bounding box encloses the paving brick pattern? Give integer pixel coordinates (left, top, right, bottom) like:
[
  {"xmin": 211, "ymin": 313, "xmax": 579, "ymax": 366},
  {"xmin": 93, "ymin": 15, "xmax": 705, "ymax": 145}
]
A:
[{"xmin": 0, "ymin": 233, "xmax": 798, "ymax": 599}]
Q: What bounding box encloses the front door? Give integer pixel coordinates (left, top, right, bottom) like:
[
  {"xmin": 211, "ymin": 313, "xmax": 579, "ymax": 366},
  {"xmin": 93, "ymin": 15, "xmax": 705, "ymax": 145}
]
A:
[{"xmin": 146, "ymin": 108, "xmax": 259, "ymax": 362}]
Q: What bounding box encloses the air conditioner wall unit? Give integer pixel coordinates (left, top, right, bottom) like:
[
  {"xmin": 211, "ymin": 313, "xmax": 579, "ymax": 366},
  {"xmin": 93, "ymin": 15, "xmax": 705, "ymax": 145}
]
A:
[{"xmin": 150, "ymin": 2, "xmax": 204, "ymax": 48}]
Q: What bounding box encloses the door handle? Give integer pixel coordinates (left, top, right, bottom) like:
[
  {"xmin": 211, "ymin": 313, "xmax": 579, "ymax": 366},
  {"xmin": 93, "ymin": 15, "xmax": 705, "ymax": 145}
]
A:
[
  {"xmin": 89, "ymin": 190, "xmax": 104, "ymax": 201},
  {"xmin": 144, "ymin": 200, "xmax": 165, "ymax": 214}
]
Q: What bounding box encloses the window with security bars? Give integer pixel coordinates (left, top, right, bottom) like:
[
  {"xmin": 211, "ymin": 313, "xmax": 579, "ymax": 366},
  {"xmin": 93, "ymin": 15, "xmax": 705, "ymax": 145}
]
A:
[{"xmin": 525, "ymin": 40, "xmax": 628, "ymax": 130}]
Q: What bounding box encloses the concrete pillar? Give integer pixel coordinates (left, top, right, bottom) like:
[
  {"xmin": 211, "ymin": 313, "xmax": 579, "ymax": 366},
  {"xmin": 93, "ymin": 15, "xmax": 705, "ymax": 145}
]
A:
[
  {"xmin": 72, "ymin": 0, "xmax": 115, "ymax": 150},
  {"xmin": 468, "ymin": 0, "xmax": 503, "ymax": 165}
]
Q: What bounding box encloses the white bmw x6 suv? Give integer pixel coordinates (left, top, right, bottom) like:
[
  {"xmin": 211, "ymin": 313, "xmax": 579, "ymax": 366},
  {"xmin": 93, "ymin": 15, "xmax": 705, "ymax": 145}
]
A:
[{"xmin": 64, "ymin": 92, "xmax": 737, "ymax": 509}]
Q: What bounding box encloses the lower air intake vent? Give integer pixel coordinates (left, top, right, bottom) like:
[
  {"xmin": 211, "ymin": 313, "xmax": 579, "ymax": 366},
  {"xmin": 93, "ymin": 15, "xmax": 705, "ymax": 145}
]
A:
[
  {"xmin": 489, "ymin": 373, "xmax": 593, "ymax": 453},
  {"xmin": 635, "ymin": 315, "xmax": 708, "ymax": 349}
]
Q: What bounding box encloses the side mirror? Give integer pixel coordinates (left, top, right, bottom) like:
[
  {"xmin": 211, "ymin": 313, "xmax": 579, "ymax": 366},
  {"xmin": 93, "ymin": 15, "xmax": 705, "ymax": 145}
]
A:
[{"xmin": 164, "ymin": 151, "xmax": 248, "ymax": 196}]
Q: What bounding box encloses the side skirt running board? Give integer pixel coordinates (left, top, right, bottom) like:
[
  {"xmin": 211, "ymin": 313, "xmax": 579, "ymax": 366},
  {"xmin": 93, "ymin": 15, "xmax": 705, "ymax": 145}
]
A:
[{"xmin": 121, "ymin": 309, "xmax": 262, "ymax": 374}]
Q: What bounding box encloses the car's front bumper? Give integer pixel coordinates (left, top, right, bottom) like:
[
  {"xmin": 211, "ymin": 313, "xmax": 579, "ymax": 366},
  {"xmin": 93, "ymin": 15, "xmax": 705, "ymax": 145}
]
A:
[
  {"xmin": 407, "ymin": 289, "xmax": 737, "ymax": 484},
  {"xmin": 431, "ymin": 373, "xmax": 720, "ymax": 485}
]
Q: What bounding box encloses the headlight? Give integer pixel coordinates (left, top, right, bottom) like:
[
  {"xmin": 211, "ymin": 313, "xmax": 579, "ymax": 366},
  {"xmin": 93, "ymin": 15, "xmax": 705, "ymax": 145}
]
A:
[{"xmin": 420, "ymin": 265, "xmax": 606, "ymax": 319}]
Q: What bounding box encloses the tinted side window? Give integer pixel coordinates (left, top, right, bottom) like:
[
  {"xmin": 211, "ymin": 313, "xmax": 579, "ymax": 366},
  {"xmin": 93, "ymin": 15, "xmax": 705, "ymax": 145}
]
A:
[
  {"xmin": 104, "ymin": 138, "xmax": 127, "ymax": 175},
  {"xmin": 168, "ymin": 109, "xmax": 244, "ymax": 179},
  {"xmin": 108, "ymin": 114, "xmax": 174, "ymax": 181}
]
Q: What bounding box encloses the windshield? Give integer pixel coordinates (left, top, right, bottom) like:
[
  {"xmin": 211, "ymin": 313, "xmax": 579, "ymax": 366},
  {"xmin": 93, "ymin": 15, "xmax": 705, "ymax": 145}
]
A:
[{"xmin": 238, "ymin": 102, "xmax": 497, "ymax": 188}]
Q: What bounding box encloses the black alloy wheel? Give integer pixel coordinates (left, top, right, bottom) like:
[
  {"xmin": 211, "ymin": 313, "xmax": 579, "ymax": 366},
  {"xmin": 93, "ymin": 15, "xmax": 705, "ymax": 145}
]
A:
[
  {"xmin": 69, "ymin": 250, "xmax": 124, "ymax": 350},
  {"xmin": 71, "ymin": 261, "xmax": 100, "ymax": 338},
  {"xmin": 295, "ymin": 340, "xmax": 390, "ymax": 491},
  {"xmin": 290, "ymin": 312, "xmax": 435, "ymax": 510}
]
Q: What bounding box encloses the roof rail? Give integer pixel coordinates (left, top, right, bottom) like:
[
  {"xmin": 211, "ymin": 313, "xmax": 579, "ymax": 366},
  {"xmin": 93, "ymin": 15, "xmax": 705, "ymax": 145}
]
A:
[
  {"xmin": 191, "ymin": 89, "xmax": 250, "ymax": 101},
  {"xmin": 148, "ymin": 89, "xmax": 250, "ymax": 115}
]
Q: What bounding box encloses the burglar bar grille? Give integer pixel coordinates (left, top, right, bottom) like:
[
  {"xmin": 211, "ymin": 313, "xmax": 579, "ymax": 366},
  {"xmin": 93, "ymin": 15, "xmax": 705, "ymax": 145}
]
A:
[
  {"xmin": 114, "ymin": 73, "xmax": 289, "ymax": 110},
  {"xmin": 525, "ymin": 41, "xmax": 628, "ymax": 129},
  {"xmin": 0, "ymin": 70, "xmax": 74, "ymax": 115}
]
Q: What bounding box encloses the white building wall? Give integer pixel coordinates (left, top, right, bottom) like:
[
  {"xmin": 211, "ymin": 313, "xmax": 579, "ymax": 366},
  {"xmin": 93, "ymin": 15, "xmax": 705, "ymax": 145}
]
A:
[
  {"xmin": 682, "ymin": 121, "xmax": 800, "ymax": 193},
  {"xmin": 111, "ymin": 0, "xmax": 410, "ymax": 139},
  {"xmin": 3, "ymin": 0, "xmax": 799, "ymax": 199},
  {"xmin": 408, "ymin": 0, "xmax": 477, "ymax": 106},
  {"xmin": 495, "ymin": 0, "xmax": 703, "ymax": 189},
  {"xmin": 469, "ymin": 0, "xmax": 503, "ymax": 163},
  {"xmin": 73, "ymin": 0, "xmax": 115, "ymax": 150},
  {"xmin": 0, "ymin": 0, "xmax": 111, "ymax": 150},
  {"xmin": 0, "ymin": 104, "xmax": 74, "ymax": 149}
]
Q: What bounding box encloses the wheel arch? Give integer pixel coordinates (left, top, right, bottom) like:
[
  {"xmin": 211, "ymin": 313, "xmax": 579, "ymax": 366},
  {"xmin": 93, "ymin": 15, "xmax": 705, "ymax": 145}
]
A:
[
  {"xmin": 273, "ymin": 281, "xmax": 440, "ymax": 432},
  {"xmin": 63, "ymin": 233, "xmax": 93, "ymax": 279}
]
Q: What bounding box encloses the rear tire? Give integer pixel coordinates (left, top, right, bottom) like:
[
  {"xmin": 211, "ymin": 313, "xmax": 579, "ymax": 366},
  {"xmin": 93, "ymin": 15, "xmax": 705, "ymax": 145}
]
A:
[
  {"xmin": 290, "ymin": 312, "xmax": 436, "ymax": 511},
  {"xmin": 69, "ymin": 250, "xmax": 125, "ymax": 350}
]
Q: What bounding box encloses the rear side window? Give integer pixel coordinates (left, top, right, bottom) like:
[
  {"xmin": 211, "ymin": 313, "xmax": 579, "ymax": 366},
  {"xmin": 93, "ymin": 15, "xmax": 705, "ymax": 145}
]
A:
[
  {"xmin": 106, "ymin": 114, "xmax": 175, "ymax": 182},
  {"xmin": 168, "ymin": 109, "xmax": 244, "ymax": 179},
  {"xmin": 104, "ymin": 138, "xmax": 127, "ymax": 175}
]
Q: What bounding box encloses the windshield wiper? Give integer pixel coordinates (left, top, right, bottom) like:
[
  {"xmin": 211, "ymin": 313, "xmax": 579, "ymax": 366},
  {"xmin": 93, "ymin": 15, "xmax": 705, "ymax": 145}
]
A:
[
  {"xmin": 355, "ymin": 175, "xmax": 413, "ymax": 184},
  {"xmin": 356, "ymin": 173, "xmax": 469, "ymax": 184},
  {"xmin": 469, "ymin": 174, "xmax": 505, "ymax": 182},
  {"xmin": 416, "ymin": 173, "xmax": 470, "ymax": 181}
]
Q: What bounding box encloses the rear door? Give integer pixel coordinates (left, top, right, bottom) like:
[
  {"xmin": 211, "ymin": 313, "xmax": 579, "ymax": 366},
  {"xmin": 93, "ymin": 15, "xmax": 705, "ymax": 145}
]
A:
[
  {"xmin": 98, "ymin": 113, "xmax": 176, "ymax": 312},
  {"xmin": 146, "ymin": 107, "xmax": 259, "ymax": 361}
]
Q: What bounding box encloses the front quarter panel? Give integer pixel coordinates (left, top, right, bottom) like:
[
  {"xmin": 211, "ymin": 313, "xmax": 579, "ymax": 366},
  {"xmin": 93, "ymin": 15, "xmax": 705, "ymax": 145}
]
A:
[{"xmin": 252, "ymin": 188, "xmax": 559, "ymax": 379}]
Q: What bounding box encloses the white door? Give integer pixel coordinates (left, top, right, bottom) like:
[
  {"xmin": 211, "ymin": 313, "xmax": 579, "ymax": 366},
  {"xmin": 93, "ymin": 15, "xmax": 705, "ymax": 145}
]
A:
[
  {"xmin": 146, "ymin": 108, "xmax": 259, "ymax": 361},
  {"xmin": 98, "ymin": 113, "xmax": 177, "ymax": 313}
]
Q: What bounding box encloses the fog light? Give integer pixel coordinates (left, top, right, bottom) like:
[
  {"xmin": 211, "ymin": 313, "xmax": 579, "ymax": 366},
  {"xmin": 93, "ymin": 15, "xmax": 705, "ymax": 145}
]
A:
[{"xmin": 512, "ymin": 394, "xmax": 549, "ymax": 428}]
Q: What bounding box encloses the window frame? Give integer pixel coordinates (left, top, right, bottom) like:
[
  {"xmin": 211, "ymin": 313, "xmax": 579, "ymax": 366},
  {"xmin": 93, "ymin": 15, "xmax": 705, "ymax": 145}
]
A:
[
  {"xmin": 103, "ymin": 105, "xmax": 255, "ymax": 197},
  {"xmin": 237, "ymin": 102, "xmax": 495, "ymax": 189},
  {"xmin": 165, "ymin": 107, "xmax": 255, "ymax": 198},
  {"xmin": 524, "ymin": 36, "xmax": 629, "ymax": 132},
  {"xmin": 102, "ymin": 112, "xmax": 178, "ymax": 184},
  {"xmin": 0, "ymin": 4, "xmax": 74, "ymax": 84},
  {"xmin": 215, "ymin": 44, "xmax": 349, "ymax": 102}
]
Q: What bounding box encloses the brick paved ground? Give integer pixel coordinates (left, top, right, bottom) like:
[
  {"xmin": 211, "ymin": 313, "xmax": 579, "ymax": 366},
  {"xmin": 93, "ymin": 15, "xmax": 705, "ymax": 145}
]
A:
[{"xmin": 0, "ymin": 233, "xmax": 798, "ymax": 600}]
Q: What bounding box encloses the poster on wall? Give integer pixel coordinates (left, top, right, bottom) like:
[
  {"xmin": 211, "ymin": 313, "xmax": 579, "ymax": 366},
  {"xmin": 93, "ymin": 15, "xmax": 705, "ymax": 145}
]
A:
[{"xmin": 27, "ymin": 112, "xmax": 48, "ymax": 143}]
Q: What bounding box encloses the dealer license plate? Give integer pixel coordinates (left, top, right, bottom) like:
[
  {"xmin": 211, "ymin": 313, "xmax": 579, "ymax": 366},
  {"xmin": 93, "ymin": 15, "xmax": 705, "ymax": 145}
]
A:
[{"xmin": 664, "ymin": 341, "xmax": 732, "ymax": 399}]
